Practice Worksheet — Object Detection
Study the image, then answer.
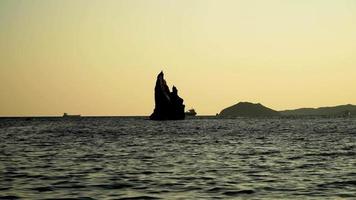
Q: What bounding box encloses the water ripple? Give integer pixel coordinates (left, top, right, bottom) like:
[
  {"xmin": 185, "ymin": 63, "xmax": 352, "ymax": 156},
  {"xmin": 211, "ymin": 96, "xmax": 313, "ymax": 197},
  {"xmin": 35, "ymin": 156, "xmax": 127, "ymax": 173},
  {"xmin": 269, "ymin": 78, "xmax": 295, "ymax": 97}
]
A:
[{"xmin": 0, "ymin": 117, "xmax": 355, "ymax": 199}]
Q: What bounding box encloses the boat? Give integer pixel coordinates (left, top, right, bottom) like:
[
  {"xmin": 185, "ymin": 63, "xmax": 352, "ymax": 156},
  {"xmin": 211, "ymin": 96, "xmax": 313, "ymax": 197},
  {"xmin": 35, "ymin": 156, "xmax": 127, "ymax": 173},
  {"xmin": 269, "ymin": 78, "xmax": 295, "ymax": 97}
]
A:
[
  {"xmin": 185, "ymin": 109, "xmax": 197, "ymax": 116},
  {"xmin": 63, "ymin": 113, "xmax": 81, "ymax": 118}
]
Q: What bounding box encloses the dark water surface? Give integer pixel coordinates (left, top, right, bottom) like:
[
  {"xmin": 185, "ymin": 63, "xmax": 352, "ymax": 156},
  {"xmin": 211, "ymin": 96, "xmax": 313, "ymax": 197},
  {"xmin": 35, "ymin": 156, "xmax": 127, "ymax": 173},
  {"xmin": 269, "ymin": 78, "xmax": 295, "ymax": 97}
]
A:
[{"xmin": 0, "ymin": 117, "xmax": 355, "ymax": 199}]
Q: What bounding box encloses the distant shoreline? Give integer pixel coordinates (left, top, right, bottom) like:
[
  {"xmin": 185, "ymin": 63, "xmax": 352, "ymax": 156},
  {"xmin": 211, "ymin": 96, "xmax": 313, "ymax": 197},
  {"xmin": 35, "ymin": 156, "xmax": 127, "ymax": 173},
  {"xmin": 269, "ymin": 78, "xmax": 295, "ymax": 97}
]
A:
[
  {"xmin": 0, "ymin": 115, "xmax": 216, "ymax": 118},
  {"xmin": 0, "ymin": 115, "xmax": 354, "ymax": 119}
]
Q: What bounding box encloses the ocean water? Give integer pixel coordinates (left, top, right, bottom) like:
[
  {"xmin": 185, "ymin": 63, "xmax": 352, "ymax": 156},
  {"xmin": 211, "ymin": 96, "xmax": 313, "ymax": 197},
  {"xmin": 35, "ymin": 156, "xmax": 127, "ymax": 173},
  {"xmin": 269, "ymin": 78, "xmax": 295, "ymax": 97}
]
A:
[{"xmin": 0, "ymin": 117, "xmax": 355, "ymax": 200}]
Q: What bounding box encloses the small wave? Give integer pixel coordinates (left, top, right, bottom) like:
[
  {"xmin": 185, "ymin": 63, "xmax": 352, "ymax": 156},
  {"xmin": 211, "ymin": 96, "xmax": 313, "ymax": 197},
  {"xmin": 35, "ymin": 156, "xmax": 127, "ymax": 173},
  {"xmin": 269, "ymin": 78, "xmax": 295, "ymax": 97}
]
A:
[
  {"xmin": 304, "ymin": 151, "xmax": 356, "ymax": 157},
  {"xmin": 296, "ymin": 163, "xmax": 325, "ymax": 169},
  {"xmin": 59, "ymin": 185, "xmax": 87, "ymax": 189},
  {"xmin": 43, "ymin": 198, "xmax": 96, "ymax": 200},
  {"xmin": 157, "ymin": 182, "xmax": 185, "ymax": 188},
  {"xmin": 117, "ymin": 196, "xmax": 160, "ymax": 200},
  {"xmin": 0, "ymin": 196, "xmax": 20, "ymax": 200},
  {"xmin": 206, "ymin": 187, "xmax": 229, "ymax": 192},
  {"xmin": 31, "ymin": 186, "xmax": 54, "ymax": 192},
  {"xmin": 318, "ymin": 180, "xmax": 356, "ymax": 188},
  {"xmin": 206, "ymin": 186, "xmax": 255, "ymax": 196},
  {"xmin": 0, "ymin": 187, "xmax": 10, "ymax": 191},
  {"xmin": 93, "ymin": 183, "xmax": 133, "ymax": 190},
  {"xmin": 223, "ymin": 190, "xmax": 255, "ymax": 196},
  {"xmin": 141, "ymin": 171, "xmax": 155, "ymax": 175},
  {"xmin": 287, "ymin": 156, "xmax": 303, "ymax": 160},
  {"xmin": 182, "ymin": 185, "xmax": 202, "ymax": 191},
  {"xmin": 337, "ymin": 193, "xmax": 356, "ymax": 198}
]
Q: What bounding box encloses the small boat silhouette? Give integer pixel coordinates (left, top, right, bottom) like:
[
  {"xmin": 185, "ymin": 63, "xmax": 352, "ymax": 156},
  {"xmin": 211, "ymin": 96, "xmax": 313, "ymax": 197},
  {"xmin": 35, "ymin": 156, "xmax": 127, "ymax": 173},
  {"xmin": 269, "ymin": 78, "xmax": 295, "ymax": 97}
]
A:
[
  {"xmin": 185, "ymin": 109, "xmax": 197, "ymax": 116},
  {"xmin": 63, "ymin": 113, "xmax": 81, "ymax": 118}
]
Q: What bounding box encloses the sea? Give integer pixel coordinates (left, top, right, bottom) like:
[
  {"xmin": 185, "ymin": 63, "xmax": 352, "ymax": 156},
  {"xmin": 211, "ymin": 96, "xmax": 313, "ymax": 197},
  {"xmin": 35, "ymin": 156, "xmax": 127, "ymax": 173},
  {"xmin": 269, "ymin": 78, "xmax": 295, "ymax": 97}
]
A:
[{"xmin": 0, "ymin": 117, "xmax": 355, "ymax": 200}]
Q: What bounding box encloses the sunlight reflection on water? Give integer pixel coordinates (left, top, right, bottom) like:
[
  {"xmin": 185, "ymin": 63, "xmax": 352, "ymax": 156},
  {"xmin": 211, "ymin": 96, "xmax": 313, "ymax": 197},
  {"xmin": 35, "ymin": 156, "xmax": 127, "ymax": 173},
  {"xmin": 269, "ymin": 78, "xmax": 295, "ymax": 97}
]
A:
[{"xmin": 0, "ymin": 117, "xmax": 355, "ymax": 199}]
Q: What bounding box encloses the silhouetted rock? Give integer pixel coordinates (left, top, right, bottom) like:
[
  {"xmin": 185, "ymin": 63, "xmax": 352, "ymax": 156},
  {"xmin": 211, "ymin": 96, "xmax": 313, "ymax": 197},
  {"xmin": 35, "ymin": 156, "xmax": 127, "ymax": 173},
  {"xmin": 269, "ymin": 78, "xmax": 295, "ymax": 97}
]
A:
[
  {"xmin": 150, "ymin": 71, "xmax": 185, "ymax": 120},
  {"xmin": 218, "ymin": 102, "xmax": 280, "ymax": 118}
]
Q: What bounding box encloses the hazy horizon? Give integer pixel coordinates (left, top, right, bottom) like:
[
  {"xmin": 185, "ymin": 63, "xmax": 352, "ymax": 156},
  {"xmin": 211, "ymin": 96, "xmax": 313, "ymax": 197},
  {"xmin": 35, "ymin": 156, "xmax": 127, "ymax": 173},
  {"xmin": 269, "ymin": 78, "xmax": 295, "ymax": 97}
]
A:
[
  {"xmin": 1, "ymin": 0, "xmax": 356, "ymax": 116},
  {"xmin": 1, "ymin": 102, "xmax": 356, "ymax": 117}
]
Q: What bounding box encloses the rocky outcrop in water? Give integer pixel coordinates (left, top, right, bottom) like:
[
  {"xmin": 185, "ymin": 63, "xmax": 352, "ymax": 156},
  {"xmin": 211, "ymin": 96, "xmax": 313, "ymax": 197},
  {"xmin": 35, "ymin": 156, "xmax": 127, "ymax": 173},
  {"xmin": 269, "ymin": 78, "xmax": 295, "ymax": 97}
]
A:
[{"xmin": 150, "ymin": 71, "xmax": 185, "ymax": 120}]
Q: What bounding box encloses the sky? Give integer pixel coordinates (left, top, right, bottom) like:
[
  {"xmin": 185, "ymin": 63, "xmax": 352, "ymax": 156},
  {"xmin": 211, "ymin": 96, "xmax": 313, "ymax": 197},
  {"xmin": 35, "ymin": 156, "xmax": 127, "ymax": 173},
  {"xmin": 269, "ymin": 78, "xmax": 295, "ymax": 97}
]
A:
[{"xmin": 1, "ymin": 0, "xmax": 356, "ymax": 116}]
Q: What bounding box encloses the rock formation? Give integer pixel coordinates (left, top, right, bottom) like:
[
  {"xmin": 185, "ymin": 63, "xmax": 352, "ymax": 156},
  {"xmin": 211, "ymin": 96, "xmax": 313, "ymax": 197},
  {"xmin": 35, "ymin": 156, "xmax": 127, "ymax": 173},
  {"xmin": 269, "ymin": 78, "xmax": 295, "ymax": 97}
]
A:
[{"xmin": 150, "ymin": 71, "xmax": 185, "ymax": 120}]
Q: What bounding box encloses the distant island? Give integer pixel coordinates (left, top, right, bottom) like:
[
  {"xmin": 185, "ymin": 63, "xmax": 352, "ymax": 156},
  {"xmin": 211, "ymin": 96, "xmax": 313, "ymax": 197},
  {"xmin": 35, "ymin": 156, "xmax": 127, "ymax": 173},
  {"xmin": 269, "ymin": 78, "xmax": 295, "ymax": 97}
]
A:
[
  {"xmin": 279, "ymin": 104, "xmax": 356, "ymax": 117},
  {"xmin": 218, "ymin": 102, "xmax": 280, "ymax": 117},
  {"xmin": 218, "ymin": 102, "xmax": 355, "ymax": 118}
]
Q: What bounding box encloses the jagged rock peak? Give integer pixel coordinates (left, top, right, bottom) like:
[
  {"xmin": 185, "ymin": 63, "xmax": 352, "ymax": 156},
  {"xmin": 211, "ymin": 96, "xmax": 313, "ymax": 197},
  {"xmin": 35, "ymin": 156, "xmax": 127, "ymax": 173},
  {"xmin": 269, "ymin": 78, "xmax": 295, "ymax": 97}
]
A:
[{"xmin": 150, "ymin": 71, "xmax": 185, "ymax": 120}]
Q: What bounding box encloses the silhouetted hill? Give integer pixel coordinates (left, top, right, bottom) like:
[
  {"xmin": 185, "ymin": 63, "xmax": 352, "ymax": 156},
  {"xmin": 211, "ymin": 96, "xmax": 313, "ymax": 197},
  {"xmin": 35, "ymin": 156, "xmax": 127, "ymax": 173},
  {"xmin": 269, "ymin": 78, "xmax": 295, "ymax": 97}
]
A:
[
  {"xmin": 218, "ymin": 102, "xmax": 280, "ymax": 117},
  {"xmin": 280, "ymin": 104, "xmax": 356, "ymax": 116}
]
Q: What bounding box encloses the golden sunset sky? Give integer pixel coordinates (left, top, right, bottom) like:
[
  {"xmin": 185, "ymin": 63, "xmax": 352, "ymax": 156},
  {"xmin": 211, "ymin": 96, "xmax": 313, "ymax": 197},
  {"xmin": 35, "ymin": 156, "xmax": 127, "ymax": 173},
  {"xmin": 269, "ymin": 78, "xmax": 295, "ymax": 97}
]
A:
[{"xmin": 1, "ymin": 0, "xmax": 356, "ymax": 116}]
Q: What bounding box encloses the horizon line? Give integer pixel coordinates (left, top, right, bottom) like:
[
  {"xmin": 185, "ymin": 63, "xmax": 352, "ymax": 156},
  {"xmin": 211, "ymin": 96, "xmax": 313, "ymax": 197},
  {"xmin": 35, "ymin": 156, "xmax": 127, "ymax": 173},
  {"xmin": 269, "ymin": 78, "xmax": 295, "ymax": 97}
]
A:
[{"xmin": 1, "ymin": 102, "xmax": 355, "ymax": 118}]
